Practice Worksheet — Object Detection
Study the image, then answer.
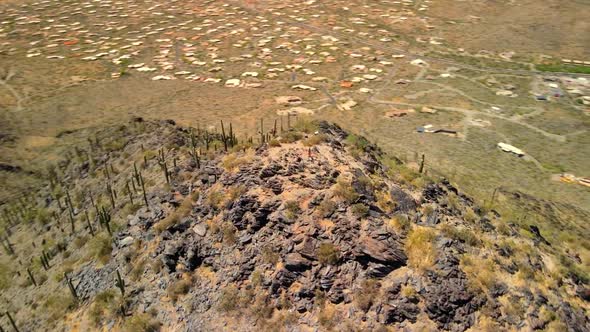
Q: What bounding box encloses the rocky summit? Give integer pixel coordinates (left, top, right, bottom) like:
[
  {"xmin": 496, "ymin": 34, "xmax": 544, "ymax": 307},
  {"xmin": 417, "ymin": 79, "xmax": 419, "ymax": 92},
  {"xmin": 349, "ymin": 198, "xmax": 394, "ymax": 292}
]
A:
[{"xmin": 0, "ymin": 119, "xmax": 588, "ymax": 332}]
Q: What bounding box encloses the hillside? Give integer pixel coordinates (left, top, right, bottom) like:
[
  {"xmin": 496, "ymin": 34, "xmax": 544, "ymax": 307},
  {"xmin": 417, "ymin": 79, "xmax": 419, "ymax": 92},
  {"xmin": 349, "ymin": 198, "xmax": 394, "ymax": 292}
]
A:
[{"xmin": 0, "ymin": 119, "xmax": 588, "ymax": 332}]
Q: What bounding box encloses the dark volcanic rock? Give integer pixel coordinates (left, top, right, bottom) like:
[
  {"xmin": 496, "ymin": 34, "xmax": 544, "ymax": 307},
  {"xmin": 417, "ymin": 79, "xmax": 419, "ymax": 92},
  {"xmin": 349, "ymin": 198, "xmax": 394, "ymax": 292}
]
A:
[
  {"xmin": 422, "ymin": 269, "xmax": 485, "ymax": 331},
  {"xmin": 284, "ymin": 253, "xmax": 311, "ymax": 272},
  {"xmin": 354, "ymin": 235, "xmax": 407, "ymax": 266},
  {"xmin": 381, "ymin": 301, "xmax": 420, "ymax": 324},
  {"xmin": 390, "ymin": 186, "xmax": 417, "ymax": 212}
]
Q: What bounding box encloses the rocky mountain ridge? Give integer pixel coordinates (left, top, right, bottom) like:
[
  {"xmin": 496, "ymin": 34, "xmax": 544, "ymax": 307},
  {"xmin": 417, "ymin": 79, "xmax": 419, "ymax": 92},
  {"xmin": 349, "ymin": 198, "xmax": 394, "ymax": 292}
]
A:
[{"xmin": 0, "ymin": 119, "xmax": 588, "ymax": 332}]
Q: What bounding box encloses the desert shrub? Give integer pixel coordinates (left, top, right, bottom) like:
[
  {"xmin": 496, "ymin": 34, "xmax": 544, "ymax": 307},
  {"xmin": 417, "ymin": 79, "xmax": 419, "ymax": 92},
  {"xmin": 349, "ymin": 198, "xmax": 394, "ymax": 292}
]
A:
[
  {"xmin": 88, "ymin": 290, "xmax": 125, "ymax": 325},
  {"xmin": 317, "ymin": 243, "xmax": 339, "ymax": 265},
  {"xmin": 384, "ymin": 159, "xmax": 422, "ymax": 186},
  {"xmin": 206, "ymin": 190, "xmax": 224, "ymax": 210},
  {"xmin": 0, "ymin": 263, "xmax": 11, "ymax": 290},
  {"xmin": 269, "ymin": 139, "xmax": 281, "ymax": 147},
  {"xmin": 303, "ymin": 134, "xmax": 326, "ymax": 146},
  {"xmin": 316, "ymin": 199, "xmax": 336, "ymax": 217},
  {"xmin": 262, "ymin": 246, "xmax": 279, "ymax": 265},
  {"xmin": 227, "ymin": 185, "xmax": 247, "ymax": 202},
  {"xmin": 401, "ymin": 285, "xmax": 417, "ymax": 299},
  {"xmin": 499, "ymin": 295, "xmax": 525, "ymax": 321},
  {"xmin": 250, "ymin": 293, "xmax": 274, "ymax": 320},
  {"xmin": 345, "ymin": 134, "xmax": 369, "ymax": 151},
  {"xmin": 355, "ymin": 175, "xmax": 374, "ymax": 194},
  {"xmin": 421, "ymin": 204, "xmax": 435, "ymax": 216},
  {"xmin": 35, "ymin": 208, "xmax": 51, "ymax": 225},
  {"xmin": 405, "ymin": 227, "xmax": 437, "ymax": 271},
  {"xmin": 463, "ymin": 207, "xmax": 478, "ymax": 223},
  {"xmin": 122, "ymin": 313, "xmax": 160, "ymax": 332},
  {"xmin": 143, "ymin": 150, "xmax": 157, "ymax": 160},
  {"xmin": 222, "ymin": 223, "xmax": 237, "ymax": 245},
  {"xmin": 74, "ymin": 235, "xmax": 89, "ymax": 249},
  {"xmin": 350, "ymin": 203, "xmax": 369, "ymax": 218},
  {"xmin": 293, "ymin": 118, "xmax": 319, "ymax": 133},
  {"xmin": 104, "ymin": 138, "xmax": 126, "ymax": 152},
  {"xmin": 496, "ymin": 222, "xmax": 511, "ymax": 236},
  {"xmin": 318, "ymin": 303, "xmax": 338, "ymax": 329},
  {"xmin": 222, "ymin": 151, "xmax": 253, "ymax": 171},
  {"xmin": 130, "ymin": 258, "xmax": 147, "ymax": 281},
  {"xmin": 167, "ymin": 279, "xmax": 192, "ymax": 301},
  {"xmin": 87, "ymin": 233, "xmax": 112, "ymax": 264},
  {"xmin": 122, "ymin": 202, "xmax": 141, "ymax": 216},
  {"xmin": 154, "ymin": 196, "xmax": 193, "ymax": 233},
  {"xmin": 218, "ymin": 284, "xmax": 240, "ymax": 312},
  {"xmin": 461, "ymin": 256, "xmax": 497, "ymax": 291},
  {"xmin": 37, "ymin": 272, "xmax": 48, "ymax": 285},
  {"xmin": 375, "ymin": 190, "xmax": 395, "ymax": 213},
  {"xmin": 280, "ymin": 131, "xmax": 303, "ymax": 143},
  {"xmin": 333, "ymin": 179, "xmax": 359, "ymax": 204},
  {"xmin": 355, "ymin": 279, "xmax": 380, "ymax": 312},
  {"xmin": 443, "ymin": 193, "xmax": 461, "ymax": 211},
  {"xmin": 473, "ymin": 315, "xmax": 502, "ymax": 332},
  {"xmin": 440, "ymin": 224, "xmax": 480, "ymax": 246},
  {"xmin": 250, "ymin": 270, "xmax": 263, "ymax": 287},
  {"xmin": 388, "ymin": 214, "xmax": 411, "ymax": 233},
  {"xmin": 284, "ymin": 201, "xmax": 301, "ymax": 221},
  {"xmin": 44, "ymin": 294, "xmax": 76, "ymax": 322},
  {"xmin": 151, "ymin": 260, "xmax": 164, "ymax": 274}
]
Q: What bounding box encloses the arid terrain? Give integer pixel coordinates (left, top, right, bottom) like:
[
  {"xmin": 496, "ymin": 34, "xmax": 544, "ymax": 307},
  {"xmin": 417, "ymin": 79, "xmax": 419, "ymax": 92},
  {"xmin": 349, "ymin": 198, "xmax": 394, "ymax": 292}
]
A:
[{"xmin": 0, "ymin": 0, "xmax": 588, "ymax": 331}]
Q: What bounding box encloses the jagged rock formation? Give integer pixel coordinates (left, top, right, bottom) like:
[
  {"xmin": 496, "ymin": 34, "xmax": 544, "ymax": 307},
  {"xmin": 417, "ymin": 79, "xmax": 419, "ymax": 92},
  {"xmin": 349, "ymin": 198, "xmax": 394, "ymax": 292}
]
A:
[{"xmin": 0, "ymin": 119, "xmax": 588, "ymax": 332}]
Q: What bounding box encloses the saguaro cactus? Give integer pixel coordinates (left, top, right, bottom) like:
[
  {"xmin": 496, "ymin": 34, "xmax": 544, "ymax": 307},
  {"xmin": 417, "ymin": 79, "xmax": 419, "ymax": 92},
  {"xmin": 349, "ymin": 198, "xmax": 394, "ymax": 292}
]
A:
[
  {"xmin": 64, "ymin": 272, "xmax": 78, "ymax": 302},
  {"xmin": 5, "ymin": 311, "xmax": 19, "ymax": 332},
  {"xmin": 26, "ymin": 268, "xmax": 37, "ymax": 287},
  {"xmin": 115, "ymin": 269, "xmax": 125, "ymax": 295},
  {"xmin": 98, "ymin": 207, "xmax": 112, "ymax": 235}
]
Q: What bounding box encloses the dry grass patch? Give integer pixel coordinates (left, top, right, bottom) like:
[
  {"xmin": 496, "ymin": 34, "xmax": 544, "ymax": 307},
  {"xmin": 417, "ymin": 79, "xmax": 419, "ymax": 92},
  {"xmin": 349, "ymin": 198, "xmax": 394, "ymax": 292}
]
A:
[
  {"xmin": 461, "ymin": 256, "xmax": 497, "ymax": 292},
  {"xmin": 88, "ymin": 290, "xmax": 126, "ymax": 326},
  {"xmin": 332, "ymin": 178, "xmax": 359, "ymax": 204},
  {"xmin": 87, "ymin": 233, "xmax": 113, "ymax": 265},
  {"xmin": 302, "ymin": 134, "xmax": 327, "ymax": 147},
  {"xmin": 221, "ymin": 149, "xmax": 254, "ymax": 172},
  {"xmin": 317, "ymin": 243, "xmax": 340, "ymax": 265},
  {"xmin": 121, "ymin": 312, "xmax": 160, "ymax": 332},
  {"xmin": 354, "ymin": 279, "xmax": 381, "ymax": 312},
  {"xmin": 388, "ymin": 214, "xmax": 411, "ymax": 233},
  {"xmin": 218, "ymin": 284, "xmax": 240, "ymax": 312},
  {"xmin": 167, "ymin": 278, "xmax": 192, "ymax": 301},
  {"xmin": 405, "ymin": 227, "xmax": 437, "ymax": 271},
  {"xmin": 154, "ymin": 195, "xmax": 194, "ymax": 233}
]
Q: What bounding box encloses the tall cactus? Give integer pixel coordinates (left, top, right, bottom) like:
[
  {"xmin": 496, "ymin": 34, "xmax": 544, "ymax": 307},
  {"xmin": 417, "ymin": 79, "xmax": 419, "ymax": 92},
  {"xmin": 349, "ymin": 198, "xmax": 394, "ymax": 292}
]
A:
[
  {"xmin": 26, "ymin": 268, "xmax": 37, "ymax": 287},
  {"xmin": 64, "ymin": 272, "xmax": 78, "ymax": 302},
  {"xmin": 98, "ymin": 207, "xmax": 112, "ymax": 235},
  {"xmin": 5, "ymin": 311, "xmax": 19, "ymax": 332},
  {"xmin": 115, "ymin": 269, "xmax": 125, "ymax": 295},
  {"xmin": 157, "ymin": 149, "xmax": 170, "ymax": 184},
  {"xmin": 85, "ymin": 210, "xmax": 94, "ymax": 236}
]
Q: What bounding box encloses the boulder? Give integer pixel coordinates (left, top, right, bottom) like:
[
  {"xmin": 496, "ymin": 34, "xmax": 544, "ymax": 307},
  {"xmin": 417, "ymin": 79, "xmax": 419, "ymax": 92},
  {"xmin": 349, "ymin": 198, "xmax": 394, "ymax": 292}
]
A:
[
  {"xmin": 354, "ymin": 235, "xmax": 407, "ymax": 266},
  {"xmin": 284, "ymin": 253, "xmax": 312, "ymax": 272},
  {"xmin": 192, "ymin": 223, "xmax": 207, "ymax": 237}
]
